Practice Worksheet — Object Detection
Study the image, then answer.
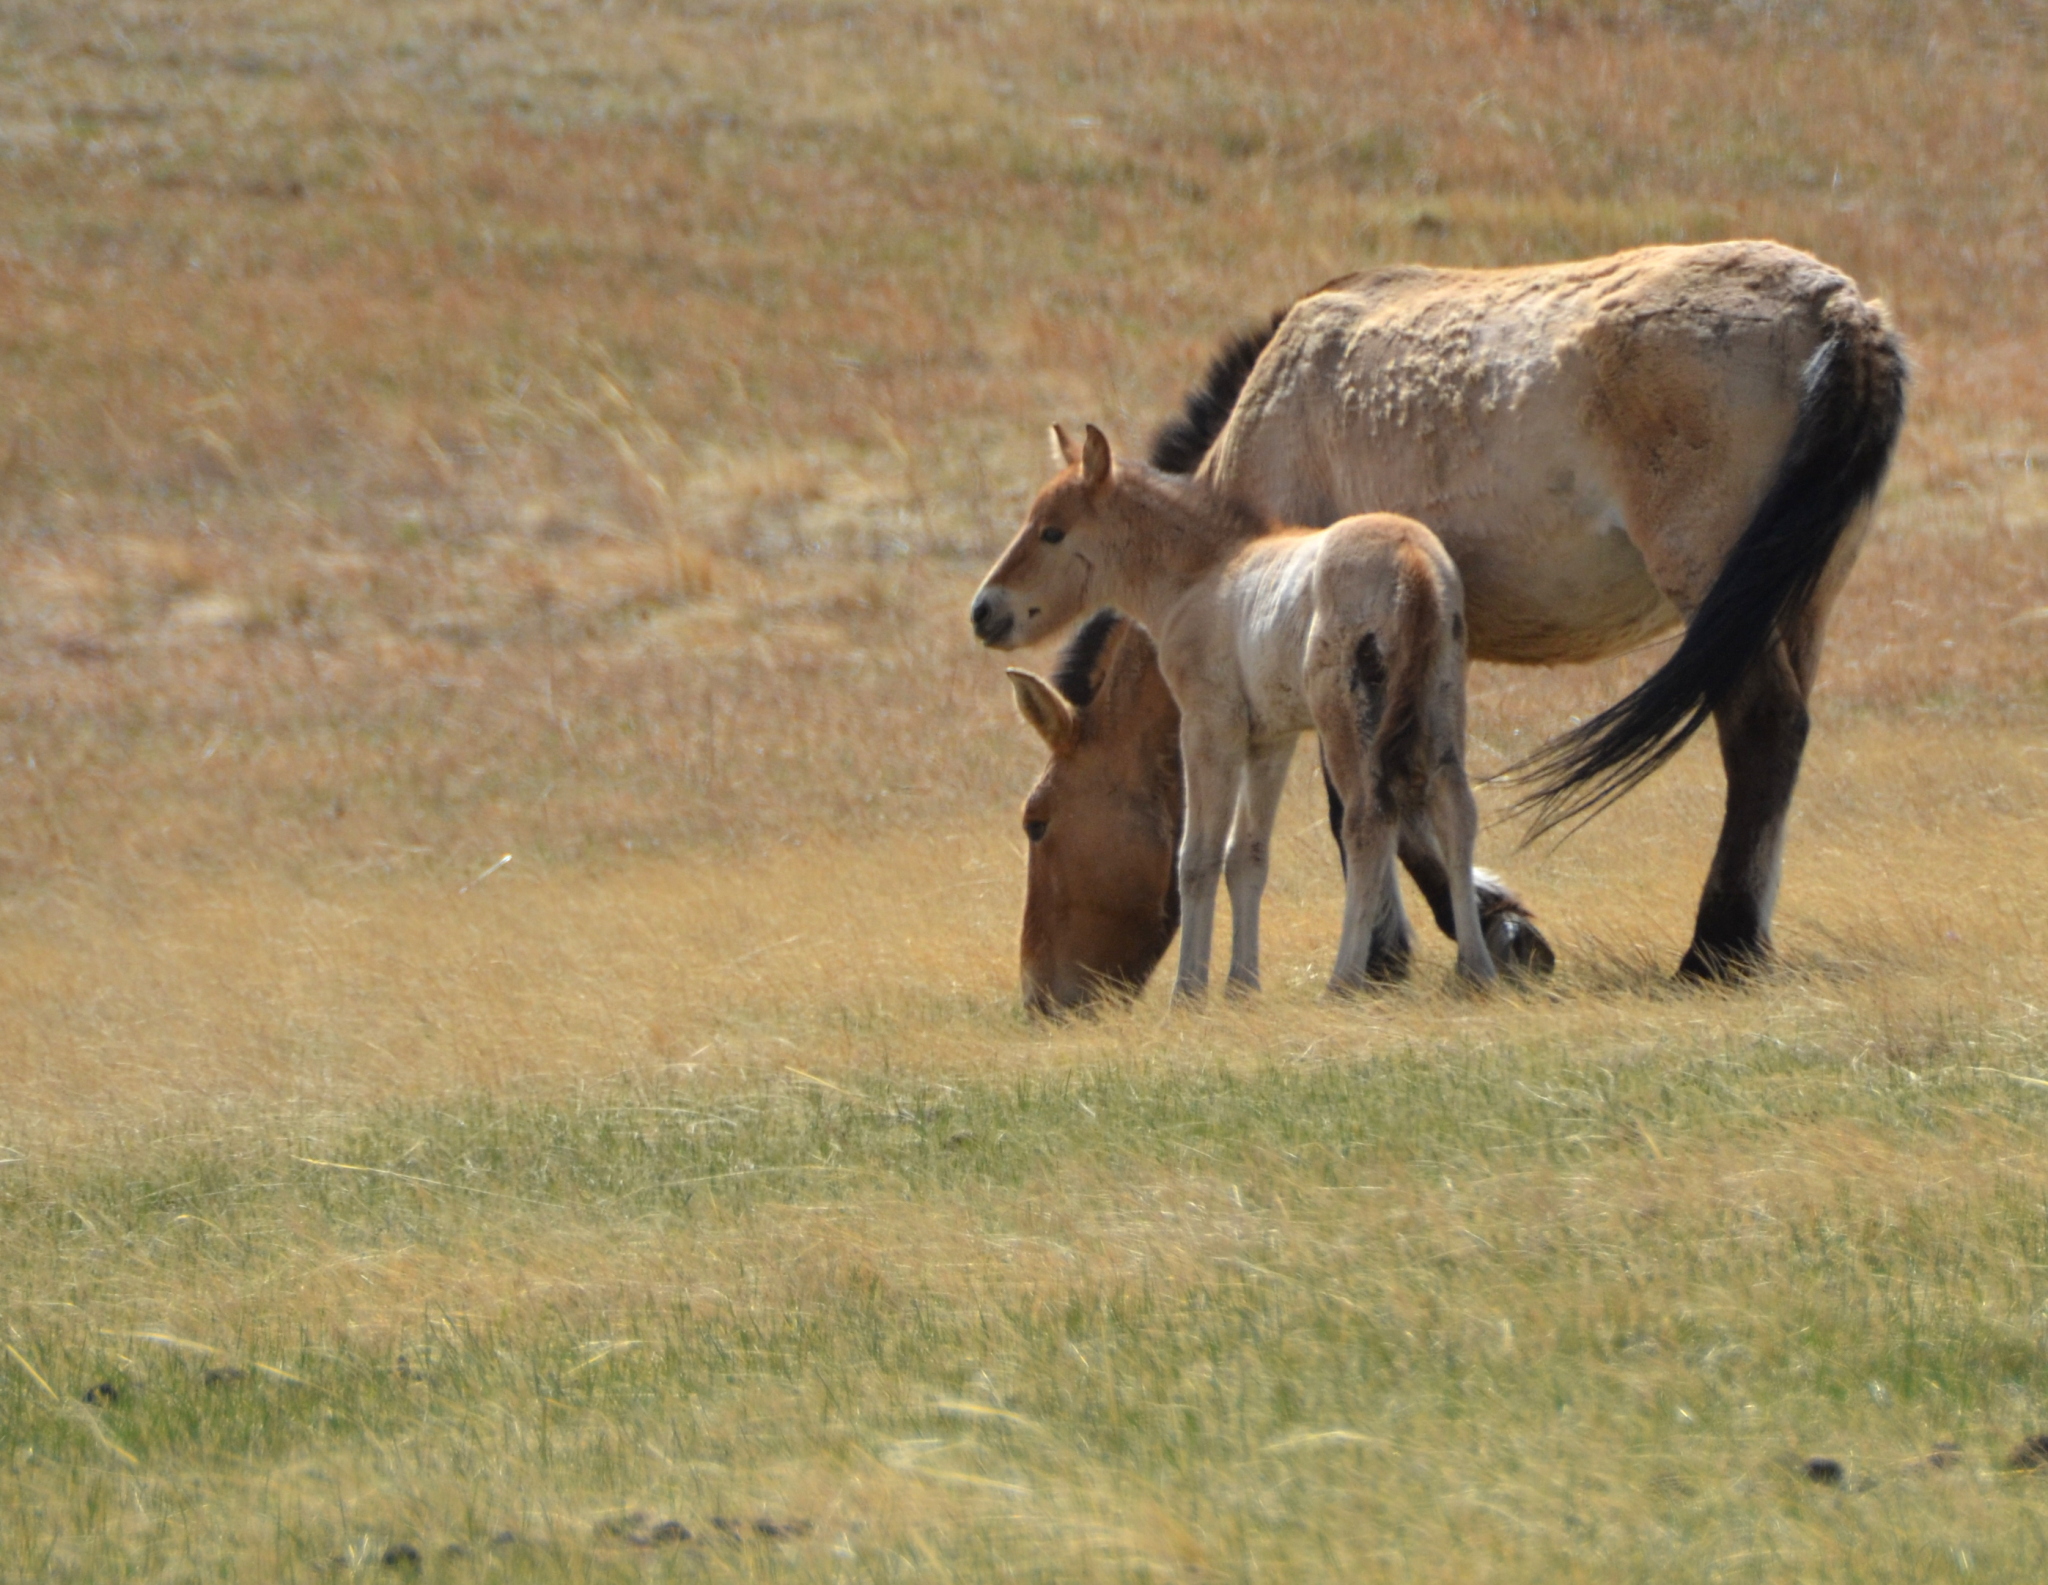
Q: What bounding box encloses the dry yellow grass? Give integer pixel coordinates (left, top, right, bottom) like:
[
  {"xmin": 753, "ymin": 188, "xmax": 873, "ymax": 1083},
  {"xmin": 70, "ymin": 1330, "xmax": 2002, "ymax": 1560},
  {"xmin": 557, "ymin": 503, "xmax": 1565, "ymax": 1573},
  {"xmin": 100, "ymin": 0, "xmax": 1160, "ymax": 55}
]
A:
[{"xmin": 2, "ymin": 2, "xmax": 2048, "ymax": 1579}]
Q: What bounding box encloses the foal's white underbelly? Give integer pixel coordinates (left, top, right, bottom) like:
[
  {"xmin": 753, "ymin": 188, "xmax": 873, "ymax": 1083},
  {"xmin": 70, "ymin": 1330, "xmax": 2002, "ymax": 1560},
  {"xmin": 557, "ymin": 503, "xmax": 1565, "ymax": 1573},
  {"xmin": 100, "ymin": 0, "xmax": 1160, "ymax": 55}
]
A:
[{"xmin": 1218, "ymin": 537, "xmax": 1324, "ymax": 740}]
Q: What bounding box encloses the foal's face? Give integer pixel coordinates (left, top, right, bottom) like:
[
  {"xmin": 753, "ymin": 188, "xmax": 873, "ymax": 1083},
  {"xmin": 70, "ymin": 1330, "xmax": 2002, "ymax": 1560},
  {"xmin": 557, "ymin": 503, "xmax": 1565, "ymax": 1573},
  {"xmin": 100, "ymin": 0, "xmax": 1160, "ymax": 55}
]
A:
[{"xmin": 970, "ymin": 425, "xmax": 1112, "ymax": 651}]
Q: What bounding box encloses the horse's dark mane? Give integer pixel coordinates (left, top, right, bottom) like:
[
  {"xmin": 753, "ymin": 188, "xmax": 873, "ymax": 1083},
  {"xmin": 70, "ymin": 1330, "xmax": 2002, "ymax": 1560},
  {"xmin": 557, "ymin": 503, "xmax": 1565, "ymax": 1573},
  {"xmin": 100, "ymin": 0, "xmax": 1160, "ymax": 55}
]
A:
[
  {"xmin": 1147, "ymin": 311, "xmax": 1285, "ymax": 474},
  {"xmin": 1051, "ymin": 608, "xmax": 1127, "ymax": 707}
]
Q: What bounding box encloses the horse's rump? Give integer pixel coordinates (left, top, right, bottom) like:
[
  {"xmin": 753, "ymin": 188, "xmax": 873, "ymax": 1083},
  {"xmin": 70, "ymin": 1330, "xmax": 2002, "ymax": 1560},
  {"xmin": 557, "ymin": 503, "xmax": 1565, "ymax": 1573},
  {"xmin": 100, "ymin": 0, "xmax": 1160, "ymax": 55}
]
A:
[{"xmin": 1368, "ymin": 538, "xmax": 1448, "ymax": 819}]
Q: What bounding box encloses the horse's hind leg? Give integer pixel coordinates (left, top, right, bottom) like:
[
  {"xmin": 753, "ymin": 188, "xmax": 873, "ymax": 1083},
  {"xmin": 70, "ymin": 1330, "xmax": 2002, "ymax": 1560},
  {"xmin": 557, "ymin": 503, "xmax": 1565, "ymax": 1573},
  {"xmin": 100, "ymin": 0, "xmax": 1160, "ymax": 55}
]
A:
[
  {"xmin": 1426, "ymin": 765, "xmax": 1497, "ymax": 986},
  {"xmin": 1332, "ymin": 812, "xmax": 1404, "ymax": 992},
  {"xmin": 1336, "ymin": 743, "xmax": 1552, "ymax": 976},
  {"xmin": 1223, "ymin": 737, "xmax": 1298, "ymax": 994},
  {"xmin": 1329, "ymin": 752, "xmax": 1425, "ymax": 973},
  {"xmin": 1680, "ymin": 632, "xmax": 1810, "ymax": 980},
  {"xmin": 1394, "ymin": 818, "xmax": 1556, "ymax": 977},
  {"xmin": 1312, "ymin": 649, "xmax": 1410, "ymax": 991}
]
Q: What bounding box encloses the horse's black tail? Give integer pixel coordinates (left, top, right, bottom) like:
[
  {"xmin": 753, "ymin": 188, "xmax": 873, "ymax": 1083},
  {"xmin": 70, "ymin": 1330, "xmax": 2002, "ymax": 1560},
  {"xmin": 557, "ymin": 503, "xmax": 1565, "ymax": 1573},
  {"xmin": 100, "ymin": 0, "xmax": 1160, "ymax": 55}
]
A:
[{"xmin": 1509, "ymin": 289, "xmax": 1908, "ymax": 839}]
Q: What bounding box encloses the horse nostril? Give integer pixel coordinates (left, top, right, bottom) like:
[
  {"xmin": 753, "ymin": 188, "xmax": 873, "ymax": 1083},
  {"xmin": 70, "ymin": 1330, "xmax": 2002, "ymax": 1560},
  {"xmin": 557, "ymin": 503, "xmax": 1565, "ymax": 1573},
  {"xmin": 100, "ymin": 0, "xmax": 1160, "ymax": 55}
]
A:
[{"xmin": 971, "ymin": 593, "xmax": 1014, "ymax": 645}]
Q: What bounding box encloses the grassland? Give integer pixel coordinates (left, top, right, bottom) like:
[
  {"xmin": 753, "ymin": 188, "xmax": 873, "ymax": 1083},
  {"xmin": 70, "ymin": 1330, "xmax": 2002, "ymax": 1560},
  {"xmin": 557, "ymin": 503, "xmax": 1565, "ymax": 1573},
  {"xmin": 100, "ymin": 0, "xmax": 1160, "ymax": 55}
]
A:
[{"xmin": 3, "ymin": 1, "xmax": 2048, "ymax": 1579}]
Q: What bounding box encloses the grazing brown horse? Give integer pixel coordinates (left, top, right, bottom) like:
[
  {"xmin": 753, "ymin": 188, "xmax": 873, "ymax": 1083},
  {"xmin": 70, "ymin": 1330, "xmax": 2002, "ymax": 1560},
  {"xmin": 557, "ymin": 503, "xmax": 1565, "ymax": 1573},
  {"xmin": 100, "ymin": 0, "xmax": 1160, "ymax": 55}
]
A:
[
  {"xmin": 985, "ymin": 240, "xmax": 1907, "ymax": 980},
  {"xmin": 984, "ymin": 426, "xmax": 1497, "ymax": 998},
  {"xmin": 1006, "ymin": 610, "xmax": 1184, "ymax": 1012}
]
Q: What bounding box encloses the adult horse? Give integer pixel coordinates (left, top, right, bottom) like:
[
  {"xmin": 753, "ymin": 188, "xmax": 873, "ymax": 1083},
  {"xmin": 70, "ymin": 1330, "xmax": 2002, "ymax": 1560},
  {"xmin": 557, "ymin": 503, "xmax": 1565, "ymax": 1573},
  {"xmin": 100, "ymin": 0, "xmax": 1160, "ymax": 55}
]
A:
[{"xmin": 979, "ymin": 241, "xmax": 1907, "ymax": 979}]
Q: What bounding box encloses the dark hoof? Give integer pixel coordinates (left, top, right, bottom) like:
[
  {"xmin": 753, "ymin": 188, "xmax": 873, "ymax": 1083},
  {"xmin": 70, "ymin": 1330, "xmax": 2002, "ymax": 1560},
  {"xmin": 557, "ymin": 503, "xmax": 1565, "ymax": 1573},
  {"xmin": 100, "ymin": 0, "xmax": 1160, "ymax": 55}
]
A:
[
  {"xmin": 1330, "ymin": 955, "xmax": 1410, "ymax": 997},
  {"xmin": 1676, "ymin": 940, "xmax": 1769, "ymax": 982},
  {"xmin": 1802, "ymin": 1456, "xmax": 1844, "ymax": 1485},
  {"xmin": 2008, "ymin": 1434, "xmax": 2048, "ymax": 1471},
  {"xmin": 1356, "ymin": 936, "xmax": 1413, "ymax": 986},
  {"xmin": 1484, "ymin": 913, "xmax": 1555, "ymax": 978}
]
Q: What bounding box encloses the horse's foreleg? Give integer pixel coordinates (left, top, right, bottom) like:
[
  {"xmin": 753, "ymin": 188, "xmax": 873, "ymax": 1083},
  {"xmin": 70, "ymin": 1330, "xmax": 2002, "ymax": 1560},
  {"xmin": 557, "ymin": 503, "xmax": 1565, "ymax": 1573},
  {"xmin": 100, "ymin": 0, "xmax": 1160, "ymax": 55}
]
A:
[
  {"xmin": 1223, "ymin": 737, "xmax": 1298, "ymax": 994},
  {"xmin": 1173, "ymin": 724, "xmax": 1245, "ymax": 1002},
  {"xmin": 1680, "ymin": 636, "xmax": 1810, "ymax": 980}
]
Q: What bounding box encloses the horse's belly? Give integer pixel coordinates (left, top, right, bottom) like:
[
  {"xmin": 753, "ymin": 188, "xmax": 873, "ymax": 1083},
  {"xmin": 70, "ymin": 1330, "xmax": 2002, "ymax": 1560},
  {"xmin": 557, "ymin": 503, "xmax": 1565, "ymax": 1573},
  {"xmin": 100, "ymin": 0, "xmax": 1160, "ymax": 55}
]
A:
[{"xmin": 1443, "ymin": 507, "xmax": 1680, "ymax": 666}]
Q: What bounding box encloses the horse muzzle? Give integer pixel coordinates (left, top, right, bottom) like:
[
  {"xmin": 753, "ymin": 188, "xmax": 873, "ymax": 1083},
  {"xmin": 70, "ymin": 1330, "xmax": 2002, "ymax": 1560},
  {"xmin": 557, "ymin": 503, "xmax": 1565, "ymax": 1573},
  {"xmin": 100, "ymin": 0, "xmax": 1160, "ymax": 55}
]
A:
[{"xmin": 970, "ymin": 590, "xmax": 1016, "ymax": 647}]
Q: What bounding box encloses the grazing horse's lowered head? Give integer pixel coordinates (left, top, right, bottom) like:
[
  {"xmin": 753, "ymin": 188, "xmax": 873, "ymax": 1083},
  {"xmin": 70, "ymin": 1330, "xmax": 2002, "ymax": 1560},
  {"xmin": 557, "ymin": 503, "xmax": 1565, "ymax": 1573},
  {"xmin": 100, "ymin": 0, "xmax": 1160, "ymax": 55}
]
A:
[{"xmin": 1006, "ymin": 609, "xmax": 1183, "ymax": 1014}]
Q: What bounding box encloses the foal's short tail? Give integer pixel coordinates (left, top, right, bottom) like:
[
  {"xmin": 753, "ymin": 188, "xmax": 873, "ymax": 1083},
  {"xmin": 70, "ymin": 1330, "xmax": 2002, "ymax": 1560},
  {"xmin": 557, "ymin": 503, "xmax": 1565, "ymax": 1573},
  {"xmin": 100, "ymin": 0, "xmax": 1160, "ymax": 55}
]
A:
[
  {"xmin": 1510, "ymin": 288, "xmax": 1909, "ymax": 838},
  {"xmin": 1370, "ymin": 541, "xmax": 1447, "ymax": 818}
]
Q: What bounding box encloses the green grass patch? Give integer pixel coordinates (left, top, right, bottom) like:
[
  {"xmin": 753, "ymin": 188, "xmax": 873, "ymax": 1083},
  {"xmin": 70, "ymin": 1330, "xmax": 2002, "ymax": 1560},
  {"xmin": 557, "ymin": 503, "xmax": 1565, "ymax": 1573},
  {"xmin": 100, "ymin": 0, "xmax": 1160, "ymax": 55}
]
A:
[{"xmin": 8, "ymin": 1042, "xmax": 2048, "ymax": 1579}]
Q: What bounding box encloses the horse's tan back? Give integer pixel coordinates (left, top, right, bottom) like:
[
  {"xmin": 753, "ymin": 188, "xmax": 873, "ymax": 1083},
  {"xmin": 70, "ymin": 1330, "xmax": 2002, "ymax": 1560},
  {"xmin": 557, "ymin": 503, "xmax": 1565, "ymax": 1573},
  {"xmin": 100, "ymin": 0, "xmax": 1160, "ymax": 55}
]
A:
[{"xmin": 1202, "ymin": 242, "xmax": 1884, "ymax": 666}]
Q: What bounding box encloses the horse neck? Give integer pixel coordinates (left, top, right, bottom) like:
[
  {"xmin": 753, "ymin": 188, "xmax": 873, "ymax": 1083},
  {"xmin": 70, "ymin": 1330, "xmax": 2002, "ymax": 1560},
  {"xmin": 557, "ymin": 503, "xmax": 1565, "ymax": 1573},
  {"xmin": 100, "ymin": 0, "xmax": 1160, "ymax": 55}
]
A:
[{"xmin": 1094, "ymin": 468, "xmax": 1264, "ymax": 622}]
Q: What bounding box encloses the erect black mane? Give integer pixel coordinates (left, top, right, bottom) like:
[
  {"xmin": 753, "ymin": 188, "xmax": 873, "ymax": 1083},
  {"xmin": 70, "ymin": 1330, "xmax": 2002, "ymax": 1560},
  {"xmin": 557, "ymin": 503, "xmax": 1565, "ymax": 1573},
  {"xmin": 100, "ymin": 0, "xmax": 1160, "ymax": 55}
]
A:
[
  {"xmin": 1051, "ymin": 608, "xmax": 1127, "ymax": 708},
  {"xmin": 1147, "ymin": 311, "xmax": 1286, "ymax": 475}
]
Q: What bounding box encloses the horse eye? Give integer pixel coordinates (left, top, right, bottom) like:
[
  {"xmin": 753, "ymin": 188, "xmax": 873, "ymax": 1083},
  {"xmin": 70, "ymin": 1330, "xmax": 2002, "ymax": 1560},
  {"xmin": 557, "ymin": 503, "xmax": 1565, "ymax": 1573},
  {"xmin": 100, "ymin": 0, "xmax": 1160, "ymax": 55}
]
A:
[
  {"xmin": 1040, "ymin": 526, "xmax": 1066, "ymax": 545},
  {"xmin": 1024, "ymin": 819, "xmax": 1048, "ymax": 842}
]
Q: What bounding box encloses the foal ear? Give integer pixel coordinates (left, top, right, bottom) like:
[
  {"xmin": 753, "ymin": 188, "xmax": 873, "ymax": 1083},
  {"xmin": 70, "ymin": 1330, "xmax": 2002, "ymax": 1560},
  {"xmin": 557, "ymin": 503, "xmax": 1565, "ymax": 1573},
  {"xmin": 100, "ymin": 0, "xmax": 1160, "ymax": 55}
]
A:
[
  {"xmin": 1050, "ymin": 424, "xmax": 1080, "ymax": 468},
  {"xmin": 1081, "ymin": 424, "xmax": 1112, "ymax": 495},
  {"xmin": 1007, "ymin": 669, "xmax": 1077, "ymax": 754}
]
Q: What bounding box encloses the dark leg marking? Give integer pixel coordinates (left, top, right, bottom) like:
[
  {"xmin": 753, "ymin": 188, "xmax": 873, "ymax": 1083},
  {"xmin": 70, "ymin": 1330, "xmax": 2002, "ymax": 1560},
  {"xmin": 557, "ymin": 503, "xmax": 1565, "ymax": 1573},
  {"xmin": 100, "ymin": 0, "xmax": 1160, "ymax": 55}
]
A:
[
  {"xmin": 1396, "ymin": 824, "xmax": 1558, "ymax": 977},
  {"xmin": 1321, "ymin": 748, "xmax": 1348, "ymax": 879},
  {"xmin": 1350, "ymin": 632, "xmax": 1387, "ymax": 741},
  {"xmin": 1362, "ymin": 921, "xmax": 1412, "ymax": 983},
  {"xmin": 1398, "ymin": 833, "xmax": 1458, "ymax": 939}
]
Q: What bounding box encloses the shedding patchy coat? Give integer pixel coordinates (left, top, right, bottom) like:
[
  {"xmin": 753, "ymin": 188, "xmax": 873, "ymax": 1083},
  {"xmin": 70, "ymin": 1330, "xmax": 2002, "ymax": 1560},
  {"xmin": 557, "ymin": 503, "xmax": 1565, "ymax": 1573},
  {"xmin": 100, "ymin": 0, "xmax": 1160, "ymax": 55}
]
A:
[{"xmin": 1154, "ymin": 241, "xmax": 1906, "ymax": 975}]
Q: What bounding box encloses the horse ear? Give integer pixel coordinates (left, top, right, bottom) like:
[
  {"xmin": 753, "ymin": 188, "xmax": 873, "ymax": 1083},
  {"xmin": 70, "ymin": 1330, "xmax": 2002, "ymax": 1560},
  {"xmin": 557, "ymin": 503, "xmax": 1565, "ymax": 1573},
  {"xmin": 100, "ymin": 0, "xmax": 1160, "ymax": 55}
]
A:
[
  {"xmin": 1077, "ymin": 615, "xmax": 1133, "ymax": 704},
  {"xmin": 1007, "ymin": 669, "xmax": 1077, "ymax": 753},
  {"xmin": 1081, "ymin": 424, "xmax": 1112, "ymax": 494},
  {"xmin": 1050, "ymin": 424, "xmax": 1080, "ymax": 468}
]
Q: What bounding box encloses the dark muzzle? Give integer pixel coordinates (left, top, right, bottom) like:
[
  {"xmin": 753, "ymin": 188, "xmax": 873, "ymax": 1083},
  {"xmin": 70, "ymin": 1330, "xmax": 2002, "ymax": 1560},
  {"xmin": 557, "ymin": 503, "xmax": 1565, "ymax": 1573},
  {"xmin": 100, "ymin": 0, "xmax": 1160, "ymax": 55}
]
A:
[{"xmin": 970, "ymin": 592, "xmax": 1013, "ymax": 646}]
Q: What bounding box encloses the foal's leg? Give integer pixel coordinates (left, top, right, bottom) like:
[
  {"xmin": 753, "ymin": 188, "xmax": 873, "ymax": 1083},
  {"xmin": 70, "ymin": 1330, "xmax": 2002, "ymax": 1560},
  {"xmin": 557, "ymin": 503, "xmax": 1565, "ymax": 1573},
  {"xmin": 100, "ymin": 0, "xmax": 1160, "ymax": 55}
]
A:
[
  {"xmin": 1394, "ymin": 820, "xmax": 1554, "ymax": 976},
  {"xmin": 1679, "ymin": 633, "xmax": 1812, "ymax": 980},
  {"xmin": 1329, "ymin": 755, "xmax": 1554, "ymax": 976},
  {"xmin": 1313, "ymin": 710, "xmax": 1407, "ymax": 990},
  {"xmin": 1223, "ymin": 737, "xmax": 1299, "ymax": 993},
  {"xmin": 1173, "ymin": 722, "xmax": 1248, "ymax": 1001},
  {"xmin": 1427, "ymin": 764, "xmax": 1498, "ymax": 986},
  {"xmin": 1330, "ymin": 796, "xmax": 1404, "ymax": 993}
]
